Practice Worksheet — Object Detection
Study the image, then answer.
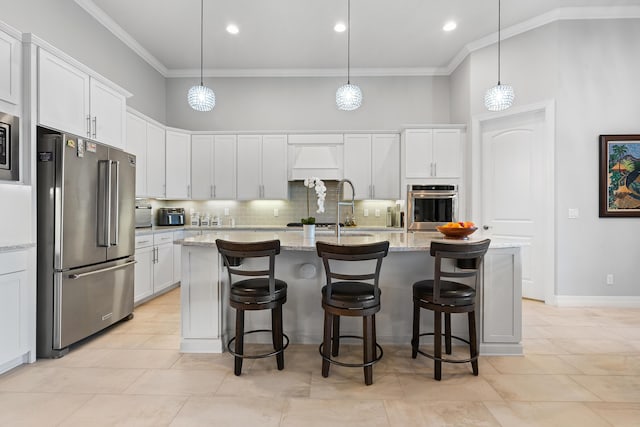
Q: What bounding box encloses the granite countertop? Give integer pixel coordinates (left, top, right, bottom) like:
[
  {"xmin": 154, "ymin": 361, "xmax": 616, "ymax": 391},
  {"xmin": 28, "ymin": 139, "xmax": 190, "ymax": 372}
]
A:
[
  {"xmin": 136, "ymin": 225, "xmax": 405, "ymax": 235},
  {"xmin": 0, "ymin": 242, "xmax": 36, "ymax": 252},
  {"xmin": 179, "ymin": 230, "xmax": 522, "ymax": 252}
]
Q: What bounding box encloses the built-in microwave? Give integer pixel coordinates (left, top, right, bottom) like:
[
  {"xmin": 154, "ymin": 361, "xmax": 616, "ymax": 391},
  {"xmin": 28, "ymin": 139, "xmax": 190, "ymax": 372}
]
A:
[
  {"xmin": 407, "ymin": 184, "xmax": 458, "ymax": 231},
  {"xmin": 0, "ymin": 112, "xmax": 19, "ymax": 181}
]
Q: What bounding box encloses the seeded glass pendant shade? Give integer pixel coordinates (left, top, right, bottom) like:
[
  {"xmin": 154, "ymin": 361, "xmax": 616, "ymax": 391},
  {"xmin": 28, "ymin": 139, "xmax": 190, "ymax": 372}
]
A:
[
  {"xmin": 188, "ymin": 0, "xmax": 215, "ymax": 112},
  {"xmin": 484, "ymin": 0, "xmax": 514, "ymax": 112},
  {"xmin": 336, "ymin": 0, "xmax": 362, "ymax": 111}
]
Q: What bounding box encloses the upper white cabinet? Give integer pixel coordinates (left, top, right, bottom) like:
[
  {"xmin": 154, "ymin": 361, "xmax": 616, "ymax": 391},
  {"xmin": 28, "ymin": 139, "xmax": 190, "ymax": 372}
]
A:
[
  {"xmin": 0, "ymin": 29, "xmax": 20, "ymax": 107},
  {"xmin": 403, "ymin": 128, "xmax": 462, "ymax": 179},
  {"xmin": 165, "ymin": 130, "xmax": 191, "ymax": 199},
  {"xmin": 126, "ymin": 111, "xmax": 166, "ymax": 198},
  {"xmin": 237, "ymin": 134, "xmax": 288, "ymax": 200},
  {"xmin": 38, "ymin": 48, "xmax": 127, "ymax": 149},
  {"xmin": 343, "ymin": 133, "xmax": 399, "ymax": 200},
  {"xmin": 288, "ymin": 134, "xmax": 343, "ymax": 181},
  {"xmin": 191, "ymin": 134, "xmax": 236, "ymax": 200}
]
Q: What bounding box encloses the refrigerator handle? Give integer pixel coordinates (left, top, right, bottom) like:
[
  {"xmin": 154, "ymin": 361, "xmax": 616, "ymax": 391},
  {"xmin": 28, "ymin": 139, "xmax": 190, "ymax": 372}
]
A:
[
  {"xmin": 111, "ymin": 160, "xmax": 120, "ymax": 246},
  {"xmin": 97, "ymin": 160, "xmax": 111, "ymax": 247}
]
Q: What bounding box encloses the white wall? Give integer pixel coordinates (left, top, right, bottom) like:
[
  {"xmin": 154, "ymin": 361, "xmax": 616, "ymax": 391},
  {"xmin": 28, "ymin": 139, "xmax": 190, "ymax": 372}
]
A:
[
  {"xmin": 0, "ymin": 0, "xmax": 166, "ymax": 122},
  {"xmin": 166, "ymin": 76, "xmax": 450, "ymax": 131}
]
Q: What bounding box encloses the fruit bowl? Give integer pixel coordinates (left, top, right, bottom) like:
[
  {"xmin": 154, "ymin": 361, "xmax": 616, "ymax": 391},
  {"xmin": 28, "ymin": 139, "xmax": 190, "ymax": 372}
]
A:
[{"xmin": 436, "ymin": 225, "xmax": 478, "ymax": 239}]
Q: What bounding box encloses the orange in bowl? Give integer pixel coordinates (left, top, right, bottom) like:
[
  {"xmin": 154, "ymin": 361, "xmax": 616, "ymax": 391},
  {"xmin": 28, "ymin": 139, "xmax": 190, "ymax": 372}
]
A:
[{"xmin": 436, "ymin": 224, "xmax": 478, "ymax": 239}]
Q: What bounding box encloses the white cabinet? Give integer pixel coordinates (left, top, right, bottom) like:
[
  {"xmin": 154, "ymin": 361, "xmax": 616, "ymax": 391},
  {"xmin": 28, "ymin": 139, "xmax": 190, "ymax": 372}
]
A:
[
  {"xmin": 134, "ymin": 231, "xmax": 178, "ymax": 305},
  {"xmin": 344, "ymin": 133, "xmax": 400, "ymax": 200},
  {"xmin": 173, "ymin": 230, "xmax": 184, "ymax": 284},
  {"xmin": 404, "ymin": 128, "xmax": 462, "ymax": 179},
  {"xmin": 165, "ymin": 130, "xmax": 191, "ymax": 199},
  {"xmin": 237, "ymin": 134, "xmax": 287, "ymax": 200},
  {"xmin": 191, "ymin": 134, "xmax": 236, "ymax": 200},
  {"xmin": 0, "ymin": 29, "xmax": 21, "ymax": 106},
  {"xmin": 126, "ymin": 112, "xmax": 166, "ymax": 198},
  {"xmin": 38, "ymin": 49, "xmax": 126, "ymax": 149},
  {"xmin": 133, "ymin": 238, "xmax": 154, "ymax": 303},
  {"xmin": 0, "ymin": 250, "xmax": 29, "ymax": 374}
]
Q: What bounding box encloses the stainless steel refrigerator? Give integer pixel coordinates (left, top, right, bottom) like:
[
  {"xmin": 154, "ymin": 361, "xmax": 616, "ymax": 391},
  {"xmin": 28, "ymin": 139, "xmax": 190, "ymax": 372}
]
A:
[{"xmin": 36, "ymin": 127, "xmax": 136, "ymax": 358}]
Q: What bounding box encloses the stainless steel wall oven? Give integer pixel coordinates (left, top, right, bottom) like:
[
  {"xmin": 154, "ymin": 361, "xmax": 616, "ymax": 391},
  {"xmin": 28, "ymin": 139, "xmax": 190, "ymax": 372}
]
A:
[{"xmin": 407, "ymin": 184, "xmax": 458, "ymax": 231}]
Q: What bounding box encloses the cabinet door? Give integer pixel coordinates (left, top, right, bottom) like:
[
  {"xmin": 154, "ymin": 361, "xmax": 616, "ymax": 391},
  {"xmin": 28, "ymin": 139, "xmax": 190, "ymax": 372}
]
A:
[
  {"xmin": 213, "ymin": 135, "xmax": 237, "ymax": 199},
  {"xmin": 126, "ymin": 113, "xmax": 148, "ymax": 197},
  {"xmin": 0, "ymin": 270, "xmax": 26, "ymax": 365},
  {"xmin": 432, "ymin": 129, "xmax": 462, "ymax": 178},
  {"xmin": 372, "ymin": 134, "xmax": 400, "ymax": 199},
  {"xmin": 191, "ymin": 135, "xmax": 214, "ymax": 199},
  {"xmin": 38, "ymin": 49, "xmax": 90, "ymax": 137},
  {"xmin": 165, "ymin": 130, "xmax": 191, "ymax": 199},
  {"xmin": 236, "ymin": 135, "xmax": 262, "ymax": 200},
  {"xmin": 404, "ymin": 129, "xmax": 434, "ymax": 178},
  {"xmin": 153, "ymin": 243, "xmax": 174, "ymax": 293},
  {"xmin": 89, "ymin": 78, "xmax": 126, "ymax": 149},
  {"xmin": 0, "ymin": 30, "xmax": 20, "ymax": 105},
  {"xmin": 343, "ymin": 134, "xmax": 372, "ymax": 200},
  {"xmin": 134, "ymin": 246, "xmax": 154, "ymax": 303},
  {"xmin": 261, "ymin": 135, "xmax": 288, "ymax": 199},
  {"xmin": 146, "ymin": 123, "xmax": 166, "ymax": 198}
]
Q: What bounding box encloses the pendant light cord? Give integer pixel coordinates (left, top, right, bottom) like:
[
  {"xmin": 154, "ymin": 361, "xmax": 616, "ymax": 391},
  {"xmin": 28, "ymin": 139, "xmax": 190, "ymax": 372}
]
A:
[
  {"xmin": 347, "ymin": 0, "xmax": 351, "ymax": 84},
  {"xmin": 200, "ymin": 0, "xmax": 204, "ymax": 86},
  {"xmin": 497, "ymin": 0, "xmax": 501, "ymax": 85}
]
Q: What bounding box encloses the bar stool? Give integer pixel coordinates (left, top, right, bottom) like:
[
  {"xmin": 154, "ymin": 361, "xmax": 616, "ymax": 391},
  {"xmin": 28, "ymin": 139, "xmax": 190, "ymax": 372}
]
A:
[
  {"xmin": 316, "ymin": 240, "xmax": 390, "ymax": 385},
  {"xmin": 411, "ymin": 239, "xmax": 490, "ymax": 380},
  {"xmin": 215, "ymin": 239, "xmax": 289, "ymax": 376}
]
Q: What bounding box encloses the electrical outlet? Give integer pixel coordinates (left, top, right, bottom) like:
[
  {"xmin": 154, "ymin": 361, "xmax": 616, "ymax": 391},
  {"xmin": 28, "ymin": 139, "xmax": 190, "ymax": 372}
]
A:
[
  {"xmin": 273, "ymin": 208, "xmax": 279, "ymax": 217},
  {"xmin": 606, "ymin": 274, "xmax": 614, "ymax": 285},
  {"xmin": 363, "ymin": 208, "xmax": 369, "ymax": 217},
  {"xmin": 568, "ymin": 208, "xmax": 579, "ymax": 219},
  {"xmin": 375, "ymin": 209, "xmax": 380, "ymax": 217},
  {"xmin": 224, "ymin": 208, "xmax": 229, "ymax": 216}
]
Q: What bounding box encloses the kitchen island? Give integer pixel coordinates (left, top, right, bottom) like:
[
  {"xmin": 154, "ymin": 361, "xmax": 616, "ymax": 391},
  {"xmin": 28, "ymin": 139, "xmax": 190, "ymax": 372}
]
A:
[{"xmin": 178, "ymin": 230, "xmax": 523, "ymax": 356}]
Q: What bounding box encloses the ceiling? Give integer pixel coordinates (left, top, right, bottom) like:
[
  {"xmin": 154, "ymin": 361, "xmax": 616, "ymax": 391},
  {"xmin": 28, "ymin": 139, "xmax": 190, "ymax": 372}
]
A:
[{"xmin": 79, "ymin": 0, "xmax": 640, "ymax": 77}]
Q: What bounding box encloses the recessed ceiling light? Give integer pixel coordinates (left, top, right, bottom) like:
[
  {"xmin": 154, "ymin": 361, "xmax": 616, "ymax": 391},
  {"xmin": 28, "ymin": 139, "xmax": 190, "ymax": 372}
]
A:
[
  {"xmin": 226, "ymin": 24, "xmax": 239, "ymax": 35},
  {"xmin": 443, "ymin": 21, "xmax": 457, "ymax": 32},
  {"xmin": 334, "ymin": 22, "xmax": 346, "ymax": 33}
]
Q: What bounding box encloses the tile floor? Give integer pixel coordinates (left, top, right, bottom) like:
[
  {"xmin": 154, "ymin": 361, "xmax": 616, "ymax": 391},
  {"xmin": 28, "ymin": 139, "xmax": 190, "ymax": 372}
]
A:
[{"xmin": 1, "ymin": 288, "xmax": 639, "ymax": 426}]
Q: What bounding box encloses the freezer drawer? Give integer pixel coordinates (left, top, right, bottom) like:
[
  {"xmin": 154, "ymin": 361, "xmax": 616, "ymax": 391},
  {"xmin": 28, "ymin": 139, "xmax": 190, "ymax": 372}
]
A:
[{"xmin": 54, "ymin": 258, "xmax": 135, "ymax": 349}]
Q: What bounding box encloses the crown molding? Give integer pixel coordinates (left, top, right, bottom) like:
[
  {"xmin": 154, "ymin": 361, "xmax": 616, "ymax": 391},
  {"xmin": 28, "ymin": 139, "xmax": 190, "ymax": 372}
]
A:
[{"xmin": 74, "ymin": 2, "xmax": 640, "ymax": 79}]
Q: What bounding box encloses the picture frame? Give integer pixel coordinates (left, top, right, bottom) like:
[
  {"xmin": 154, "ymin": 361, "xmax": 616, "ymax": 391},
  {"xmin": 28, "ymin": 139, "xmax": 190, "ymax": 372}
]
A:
[{"xmin": 599, "ymin": 134, "xmax": 640, "ymax": 217}]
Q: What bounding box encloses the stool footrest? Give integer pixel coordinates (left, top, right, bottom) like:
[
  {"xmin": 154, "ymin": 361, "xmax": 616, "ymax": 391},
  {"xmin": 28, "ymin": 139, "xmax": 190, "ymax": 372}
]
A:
[
  {"xmin": 318, "ymin": 335, "xmax": 383, "ymax": 368},
  {"xmin": 227, "ymin": 329, "xmax": 290, "ymax": 360},
  {"xmin": 412, "ymin": 332, "xmax": 478, "ymax": 364}
]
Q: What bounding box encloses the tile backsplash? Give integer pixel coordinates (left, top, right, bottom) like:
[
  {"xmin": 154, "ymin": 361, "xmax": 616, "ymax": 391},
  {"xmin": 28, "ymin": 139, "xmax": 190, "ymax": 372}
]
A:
[{"xmin": 145, "ymin": 181, "xmax": 401, "ymax": 227}]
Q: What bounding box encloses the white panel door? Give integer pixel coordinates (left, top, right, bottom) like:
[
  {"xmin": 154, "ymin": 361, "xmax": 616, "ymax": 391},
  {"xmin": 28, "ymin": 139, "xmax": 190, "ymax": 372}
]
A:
[
  {"xmin": 372, "ymin": 134, "xmax": 400, "ymax": 199},
  {"xmin": 154, "ymin": 243, "xmax": 174, "ymax": 293},
  {"xmin": 433, "ymin": 129, "xmax": 462, "ymax": 178},
  {"xmin": 481, "ymin": 110, "xmax": 547, "ymax": 301},
  {"xmin": 213, "ymin": 135, "xmax": 237, "ymax": 199},
  {"xmin": 165, "ymin": 131, "xmax": 191, "ymax": 199},
  {"xmin": 0, "ymin": 31, "xmax": 20, "ymax": 105},
  {"xmin": 38, "ymin": 49, "xmax": 90, "ymax": 137},
  {"xmin": 126, "ymin": 113, "xmax": 147, "ymax": 197},
  {"xmin": 261, "ymin": 135, "xmax": 288, "ymax": 199},
  {"xmin": 344, "ymin": 134, "xmax": 372, "ymax": 199},
  {"xmin": 237, "ymin": 135, "xmax": 262, "ymax": 200},
  {"xmin": 404, "ymin": 129, "xmax": 433, "ymax": 178},
  {"xmin": 89, "ymin": 79, "xmax": 126, "ymax": 149},
  {"xmin": 191, "ymin": 135, "xmax": 214, "ymax": 199},
  {"xmin": 134, "ymin": 246, "xmax": 154, "ymax": 303},
  {"xmin": 146, "ymin": 123, "xmax": 166, "ymax": 198}
]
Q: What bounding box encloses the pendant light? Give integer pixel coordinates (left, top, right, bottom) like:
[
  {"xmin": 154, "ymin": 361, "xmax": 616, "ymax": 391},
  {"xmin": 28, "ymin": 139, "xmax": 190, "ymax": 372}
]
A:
[
  {"xmin": 188, "ymin": 0, "xmax": 215, "ymax": 111},
  {"xmin": 484, "ymin": 0, "xmax": 514, "ymax": 112},
  {"xmin": 336, "ymin": 0, "xmax": 362, "ymax": 111}
]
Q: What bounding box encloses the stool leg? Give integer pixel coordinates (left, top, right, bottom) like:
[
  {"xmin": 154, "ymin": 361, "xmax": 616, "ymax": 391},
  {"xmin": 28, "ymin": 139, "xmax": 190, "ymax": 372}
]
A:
[
  {"xmin": 332, "ymin": 315, "xmax": 341, "ymax": 357},
  {"xmin": 363, "ymin": 315, "xmax": 374, "ymax": 386},
  {"xmin": 445, "ymin": 313, "xmax": 452, "ymax": 355},
  {"xmin": 434, "ymin": 310, "xmax": 442, "ymax": 381},
  {"xmin": 411, "ymin": 300, "xmax": 420, "ymax": 359},
  {"xmin": 272, "ymin": 305, "xmax": 284, "ymax": 371},
  {"xmin": 322, "ymin": 310, "xmax": 332, "ymax": 378},
  {"xmin": 234, "ymin": 309, "xmax": 245, "ymax": 376},
  {"xmin": 468, "ymin": 310, "xmax": 479, "ymax": 376}
]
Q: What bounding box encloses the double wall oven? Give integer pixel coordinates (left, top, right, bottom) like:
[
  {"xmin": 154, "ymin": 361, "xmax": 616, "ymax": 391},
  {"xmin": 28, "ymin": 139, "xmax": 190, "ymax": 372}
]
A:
[{"xmin": 406, "ymin": 184, "xmax": 458, "ymax": 231}]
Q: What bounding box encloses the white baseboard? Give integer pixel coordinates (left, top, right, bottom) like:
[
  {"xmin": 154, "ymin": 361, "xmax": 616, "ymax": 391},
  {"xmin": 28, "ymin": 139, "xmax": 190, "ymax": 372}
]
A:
[
  {"xmin": 554, "ymin": 295, "xmax": 640, "ymax": 308},
  {"xmin": 180, "ymin": 338, "xmax": 224, "ymax": 353}
]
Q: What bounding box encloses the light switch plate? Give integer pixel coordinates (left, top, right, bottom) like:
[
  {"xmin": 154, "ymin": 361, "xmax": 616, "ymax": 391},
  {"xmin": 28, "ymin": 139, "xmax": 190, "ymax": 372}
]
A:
[
  {"xmin": 273, "ymin": 208, "xmax": 279, "ymax": 217},
  {"xmin": 375, "ymin": 209, "xmax": 380, "ymax": 217},
  {"xmin": 224, "ymin": 208, "xmax": 229, "ymax": 216},
  {"xmin": 363, "ymin": 209, "xmax": 369, "ymax": 217},
  {"xmin": 568, "ymin": 208, "xmax": 579, "ymax": 219}
]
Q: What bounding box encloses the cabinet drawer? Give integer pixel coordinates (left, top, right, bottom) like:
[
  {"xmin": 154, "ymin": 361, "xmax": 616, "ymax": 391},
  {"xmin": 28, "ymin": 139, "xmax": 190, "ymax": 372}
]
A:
[
  {"xmin": 135, "ymin": 235, "xmax": 154, "ymax": 249},
  {"xmin": 0, "ymin": 250, "xmax": 28, "ymax": 275},
  {"xmin": 154, "ymin": 232, "xmax": 174, "ymax": 245}
]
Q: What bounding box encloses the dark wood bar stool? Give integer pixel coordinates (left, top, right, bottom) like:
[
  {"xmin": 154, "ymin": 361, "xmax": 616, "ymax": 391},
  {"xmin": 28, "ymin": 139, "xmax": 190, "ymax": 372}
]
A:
[
  {"xmin": 316, "ymin": 240, "xmax": 390, "ymax": 385},
  {"xmin": 215, "ymin": 239, "xmax": 289, "ymax": 376},
  {"xmin": 411, "ymin": 239, "xmax": 490, "ymax": 380}
]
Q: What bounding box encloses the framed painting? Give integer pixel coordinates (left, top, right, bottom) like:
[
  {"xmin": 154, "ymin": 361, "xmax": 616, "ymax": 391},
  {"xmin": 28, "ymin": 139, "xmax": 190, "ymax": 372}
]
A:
[{"xmin": 599, "ymin": 134, "xmax": 640, "ymax": 217}]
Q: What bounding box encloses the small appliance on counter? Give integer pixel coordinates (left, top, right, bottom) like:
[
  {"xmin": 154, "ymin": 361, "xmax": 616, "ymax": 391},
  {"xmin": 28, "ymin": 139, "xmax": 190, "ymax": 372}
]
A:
[
  {"xmin": 135, "ymin": 200, "xmax": 152, "ymax": 228},
  {"xmin": 157, "ymin": 207, "xmax": 185, "ymax": 226}
]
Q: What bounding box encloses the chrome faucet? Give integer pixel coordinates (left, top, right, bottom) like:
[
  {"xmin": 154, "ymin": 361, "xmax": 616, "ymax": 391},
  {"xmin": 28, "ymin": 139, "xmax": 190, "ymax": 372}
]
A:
[{"xmin": 336, "ymin": 178, "xmax": 355, "ymax": 237}]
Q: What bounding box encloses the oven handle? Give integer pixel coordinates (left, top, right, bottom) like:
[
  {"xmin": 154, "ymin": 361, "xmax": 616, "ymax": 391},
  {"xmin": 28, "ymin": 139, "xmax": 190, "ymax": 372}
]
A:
[{"xmin": 410, "ymin": 193, "xmax": 457, "ymax": 199}]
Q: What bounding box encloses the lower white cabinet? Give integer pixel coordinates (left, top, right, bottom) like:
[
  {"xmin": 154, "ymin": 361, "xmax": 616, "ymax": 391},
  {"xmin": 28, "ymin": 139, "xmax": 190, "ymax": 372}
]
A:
[
  {"xmin": 0, "ymin": 250, "xmax": 29, "ymax": 374},
  {"xmin": 173, "ymin": 230, "xmax": 184, "ymax": 284},
  {"xmin": 134, "ymin": 231, "xmax": 180, "ymax": 305}
]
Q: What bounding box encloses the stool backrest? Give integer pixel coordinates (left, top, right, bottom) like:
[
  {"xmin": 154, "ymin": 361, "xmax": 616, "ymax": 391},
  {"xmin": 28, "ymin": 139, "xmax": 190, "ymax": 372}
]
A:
[
  {"xmin": 430, "ymin": 239, "xmax": 491, "ymax": 303},
  {"xmin": 216, "ymin": 239, "xmax": 280, "ymax": 295},
  {"xmin": 316, "ymin": 240, "xmax": 390, "ymax": 299}
]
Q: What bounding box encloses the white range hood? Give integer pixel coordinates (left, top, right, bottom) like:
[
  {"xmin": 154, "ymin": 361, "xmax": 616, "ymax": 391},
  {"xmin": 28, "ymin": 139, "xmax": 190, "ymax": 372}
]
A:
[{"xmin": 287, "ymin": 134, "xmax": 343, "ymax": 181}]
